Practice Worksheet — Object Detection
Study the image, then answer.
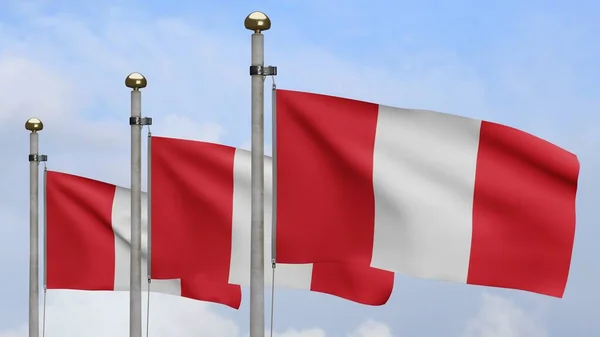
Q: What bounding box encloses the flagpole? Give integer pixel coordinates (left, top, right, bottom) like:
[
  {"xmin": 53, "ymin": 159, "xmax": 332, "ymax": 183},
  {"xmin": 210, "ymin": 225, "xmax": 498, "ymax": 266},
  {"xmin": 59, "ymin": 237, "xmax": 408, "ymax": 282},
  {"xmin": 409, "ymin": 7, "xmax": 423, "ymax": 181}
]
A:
[
  {"xmin": 271, "ymin": 87, "xmax": 277, "ymax": 265},
  {"xmin": 26, "ymin": 117, "xmax": 47, "ymax": 337},
  {"xmin": 147, "ymin": 131, "xmax": 152, "ymax": 282},
  {"xmin": 125, "ymin": 73, "xmax": 150, "ymax": 337},
  {"xmin": 245, "ymin": 11, "xmax": 275, "ymax": 337}
]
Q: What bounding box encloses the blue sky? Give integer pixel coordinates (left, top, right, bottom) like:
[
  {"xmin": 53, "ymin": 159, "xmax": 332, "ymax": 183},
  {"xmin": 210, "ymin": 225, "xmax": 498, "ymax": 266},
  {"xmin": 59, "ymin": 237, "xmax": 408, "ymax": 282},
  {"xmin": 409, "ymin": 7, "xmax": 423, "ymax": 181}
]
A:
[{"xmin": 0, "ymin": 0, "xmax": 598, "ymax": 336}]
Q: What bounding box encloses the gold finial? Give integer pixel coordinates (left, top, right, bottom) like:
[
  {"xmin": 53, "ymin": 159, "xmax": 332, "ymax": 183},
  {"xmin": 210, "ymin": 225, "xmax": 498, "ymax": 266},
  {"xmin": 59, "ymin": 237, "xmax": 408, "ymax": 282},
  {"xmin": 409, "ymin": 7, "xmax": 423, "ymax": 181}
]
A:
[
  {"xmin": 244, "ymin": 12, "xmax": 271, "ymax": 33},
  {"xmin": 125, "ymin": 72, "xmax": 147, "ymax": 90},
  {"xmin": 25, "ymin": 117, "xmax": 43, "ymax": 132}
]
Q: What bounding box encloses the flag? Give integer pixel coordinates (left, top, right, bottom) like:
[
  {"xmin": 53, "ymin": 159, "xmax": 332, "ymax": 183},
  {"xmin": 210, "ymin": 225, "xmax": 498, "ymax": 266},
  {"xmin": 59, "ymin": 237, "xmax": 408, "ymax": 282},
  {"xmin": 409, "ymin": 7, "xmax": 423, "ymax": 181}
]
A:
[
  {"xmin": 151, "ymin": 136, "xmax": 394, "ymax": 306},
  {"xmin": 45, "ymin": 170, "xmax": 242, "ymax": 308},
  {"xmin": 274, "ymin": 89, "xmax": 579, "ymax": 297}
]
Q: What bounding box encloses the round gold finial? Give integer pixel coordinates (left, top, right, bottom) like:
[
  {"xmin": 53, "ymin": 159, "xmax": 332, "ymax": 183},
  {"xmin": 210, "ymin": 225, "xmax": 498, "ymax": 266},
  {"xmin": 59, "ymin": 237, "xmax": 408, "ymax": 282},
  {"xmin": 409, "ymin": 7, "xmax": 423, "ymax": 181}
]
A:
[
  {"xmin": 25, "ymin": 117, "xmax": 43, "ymax": 132},
  {"xmin": 244, "ymin": 11, "xmax": 271, "ymax": 32},
  {"xmin": 125, "ymin": 72, "xmax": 147, "ymax": 90}
]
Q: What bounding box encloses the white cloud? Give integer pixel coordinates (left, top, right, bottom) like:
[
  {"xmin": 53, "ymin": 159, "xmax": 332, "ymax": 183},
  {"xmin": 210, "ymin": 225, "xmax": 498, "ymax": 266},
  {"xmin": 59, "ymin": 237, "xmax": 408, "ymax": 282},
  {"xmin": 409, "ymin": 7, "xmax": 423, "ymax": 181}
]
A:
[
  {"xmin": 462, "ymin": 293, "xmax": 548, "ymax": 337},
  {"xmin": 0, "ymin": 291, "xmax": 392, "ymax": 337},
  {"xmin": 0, "ymin": 54, "xmax": 75, "ymax": 122},
  {"xmin": 273, "ymin": 320, "xmax": 393, "ymax": 337},
  {"xmin": 0, "ymin": 291, "xmax": 239, "ymax": 337},
  {"xmin": 275, "ymin": 328, "xmax": 327, "ymax": 337},
  {"xmin": 347, "ymin": 320, "xmax": 392, "ymax": 337},
  {"xmin": 269, "ymin": 320, "xmax": 393, "ymax": 337}
]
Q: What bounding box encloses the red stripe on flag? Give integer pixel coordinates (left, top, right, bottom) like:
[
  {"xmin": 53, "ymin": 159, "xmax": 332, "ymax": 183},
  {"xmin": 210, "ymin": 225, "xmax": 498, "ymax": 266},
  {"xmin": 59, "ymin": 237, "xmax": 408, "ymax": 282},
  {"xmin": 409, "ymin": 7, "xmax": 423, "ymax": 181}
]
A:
[
  {"xmin": 310, "ymin": 262, "xmax": 394, "ymax": 306},
  {"xmin": 275, "ymin": 90, "xmax": 394, "ymax": 304},
  {"xmin": 468, "ymin": 121, "xmax": 580, "ymax": 297},
  {"xmin": 46, "ymin": 171, "xmax": 117, "ymax": 290},
  {"xmin": 275, "ymin": 90, "xmax": 379, "ymax": 264},
  {"xmin": 151, "ymin": 137, "xmax": 242, "ymax": 309}
]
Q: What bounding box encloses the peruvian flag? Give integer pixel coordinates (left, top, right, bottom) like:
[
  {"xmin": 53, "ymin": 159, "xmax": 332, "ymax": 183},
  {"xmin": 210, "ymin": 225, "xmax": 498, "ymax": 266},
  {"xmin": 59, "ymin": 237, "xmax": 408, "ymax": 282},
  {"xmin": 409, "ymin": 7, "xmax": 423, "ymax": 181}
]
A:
[
  {"xmin": 45, "ymin": 171, "xmax": 241, "ymax": 308},
  {"xmin": 150, "ymin": 136, "xmax": 394, "ymax": 306},
  {"xmin": 274, "ymin": 89, "xmax": 579, "ymax": 297},
  {"xmin": 45, "ymin": 137, "xmax": 394, "ymax": 308}
]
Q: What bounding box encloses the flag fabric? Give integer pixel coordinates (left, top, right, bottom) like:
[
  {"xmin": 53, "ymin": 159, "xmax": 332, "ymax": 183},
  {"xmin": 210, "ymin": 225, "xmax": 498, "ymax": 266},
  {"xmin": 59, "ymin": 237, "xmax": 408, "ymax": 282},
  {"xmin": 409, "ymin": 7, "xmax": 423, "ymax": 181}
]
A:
[
  {"xmin": 45, "ymin": 170, "xmax": 242, "ymax": 308},
  {"xmin": 274, "ymin": 89, "xmax": 580, "ymax": 297},
  {"xmin": 151, "ymin": 136, "xmax": 394, "ymax": 306}
]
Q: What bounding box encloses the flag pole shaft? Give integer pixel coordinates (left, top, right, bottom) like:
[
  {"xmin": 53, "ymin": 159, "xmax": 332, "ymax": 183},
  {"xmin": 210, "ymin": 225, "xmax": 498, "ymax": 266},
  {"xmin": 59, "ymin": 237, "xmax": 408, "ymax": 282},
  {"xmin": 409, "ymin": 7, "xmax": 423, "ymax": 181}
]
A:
[
  {"xmin": 271, "ymin": 87, "xmax": 277, "ymax": 264},
  {"xmin": 245, "ymin": 11, "xmax": 274, "ymax": 337},
  {"xmin": 147, "ymin": 131, "xmax": 152, "ymax": 281},
  {"xmin": 125, "ymin": 73, "xmax": 148, "ymax": 337},
  {"xmin": 25, "ymin": 117, "xmax": 46, "ymax": 337},
  {"xmin": 250, "ymin": 30, "xmax": 266, "ymax": 337},
  {"xmin": 130, "ymin": 88, "xmax": 142, "ymax": 337},
  {"xmin": 29, "ymin": 131, "xmax": 39, "ymax": 337}
]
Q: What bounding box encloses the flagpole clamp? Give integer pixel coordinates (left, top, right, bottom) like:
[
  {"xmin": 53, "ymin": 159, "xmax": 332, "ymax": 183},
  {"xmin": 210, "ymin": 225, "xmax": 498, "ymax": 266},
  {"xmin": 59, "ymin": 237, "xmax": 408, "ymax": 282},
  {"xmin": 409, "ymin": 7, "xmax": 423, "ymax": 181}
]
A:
[
  {"xmin": 129, "ymin": 117, "xmax": 153, "ymax": 126},
  {"xmin": 28, "ymin": 154, "xmax": 48, "ymax": 162},
  {"xmin": 250, "ymin": 65, "xmax": 277, "ymax": 76}
]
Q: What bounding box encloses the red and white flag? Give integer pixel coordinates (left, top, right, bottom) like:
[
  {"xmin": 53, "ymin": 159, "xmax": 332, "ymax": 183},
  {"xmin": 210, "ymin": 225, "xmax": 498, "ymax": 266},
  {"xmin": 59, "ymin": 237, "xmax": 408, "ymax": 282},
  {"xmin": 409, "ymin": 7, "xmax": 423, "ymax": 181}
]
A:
[
  {"xmin": 274, "ymin": 89, "xmax": 580, "ymax": 297},
  {"xmin": 45, "ymin": 171, "xmax": 241, "ymax": 308},
  {"xmin": 45, "ymin": 137, "xmax": 394, "ymax": 308},
  {"xmin": 150, "ymin": 136, "xmax": 394, "ymax": 306}
]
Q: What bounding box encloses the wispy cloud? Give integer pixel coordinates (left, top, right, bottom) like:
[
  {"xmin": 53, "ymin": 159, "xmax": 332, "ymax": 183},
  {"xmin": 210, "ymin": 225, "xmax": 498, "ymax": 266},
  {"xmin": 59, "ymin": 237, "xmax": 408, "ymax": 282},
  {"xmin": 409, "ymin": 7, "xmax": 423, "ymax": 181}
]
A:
[{"xmin": 463, "ymin": 293, "xmax": 548, "ymax": 337}]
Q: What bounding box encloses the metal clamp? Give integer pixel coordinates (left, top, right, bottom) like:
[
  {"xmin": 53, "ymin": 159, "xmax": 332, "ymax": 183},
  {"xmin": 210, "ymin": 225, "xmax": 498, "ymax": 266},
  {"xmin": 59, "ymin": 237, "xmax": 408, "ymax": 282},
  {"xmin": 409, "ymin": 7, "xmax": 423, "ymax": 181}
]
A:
[
  {"xmin": 129, "ymin": 117, "xmax": 153, "ymax": 126},
  {"xmin": 250, "ymin": 65, "xmax": 277, "ymax": 76},
  {"xmin": 28, "ymin": 154, "xmax": 48, "ymax": 162}
]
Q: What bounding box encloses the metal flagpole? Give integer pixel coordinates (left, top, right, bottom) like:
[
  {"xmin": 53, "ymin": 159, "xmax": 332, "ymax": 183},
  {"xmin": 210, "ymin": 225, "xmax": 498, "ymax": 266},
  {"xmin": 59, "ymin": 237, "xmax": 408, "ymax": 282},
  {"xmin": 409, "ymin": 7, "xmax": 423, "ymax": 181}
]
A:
[
  {"xmin": 42, "ymin": 166, "xmax": 48, "ymax": 337},
  {"xmin": 145, "ymin": 130, "xmax": 152, "ymax": 337},
  {"xmin": 269, "ymin": 84, "xmax": 277, "ymax": 337},
  {"xmin": 125, "ymin": 73, "xmax": 151, "ymax": 337},
  {"xmin": 271, "ymin": 86, "xmax": 277, "ymax": 267},
  {"xmin": 26, "ymin": 117, "xmax": 47, "ymax": 337},
  {"xmin": 244, "ymin": 11, "xmax": 276, "ymax": 337},
  {"xmin": 147, "ymin": 131, "xmax": 152, "ymax": 283}
]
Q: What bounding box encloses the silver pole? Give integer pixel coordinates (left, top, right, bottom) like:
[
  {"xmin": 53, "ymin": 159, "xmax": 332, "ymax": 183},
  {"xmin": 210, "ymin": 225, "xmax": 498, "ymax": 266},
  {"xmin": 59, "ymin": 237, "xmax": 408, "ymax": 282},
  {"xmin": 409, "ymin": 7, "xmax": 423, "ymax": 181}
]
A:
[
  {"xmin": 147, "ymin": 131, "xmax": 152, "ymax": 281},
  {"xmin": 29, "ymin": 130, "xmax": 39, "ymax": 337},
  {"xmin": 269, "ymin": 86, "xmax": 278, "ymax": 337},
  {"xmin": 250, "ymin": 29, "xmax": 266, "ymax": 337},
  {"xmin": 245, "ymin": 11, "xmax": 273, "ymax": 337},
  {"xmin": 125, "ymin": 73, "xmax": 148, "ymax": 337},
  {"xmin": 26, "ymin": 117, "xmax": 46, "ymax": 337},
  {"xmin": 145, "ymin": 131, "xmax": 152, "ymax": 337},
  {"xmin": 271, "ymin": 87, "xmax": 277, "ymax": 264},
  {"xmin": 43, "ymin": 167, "xmax": 47, "ymax": 290},
  {"xmin": 42, "ymin": 167, "xmax": 47, "ymax": 337}
]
